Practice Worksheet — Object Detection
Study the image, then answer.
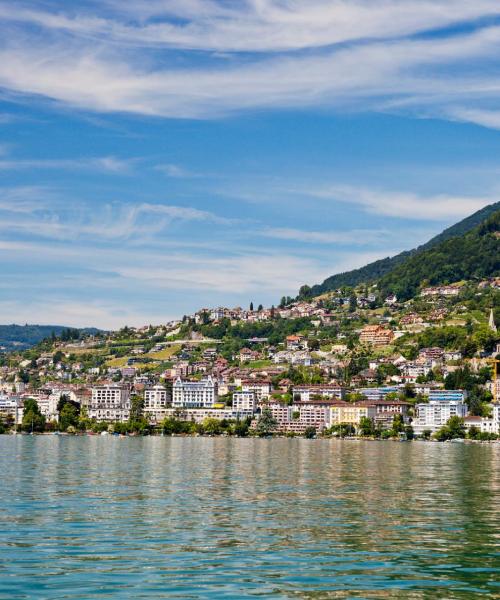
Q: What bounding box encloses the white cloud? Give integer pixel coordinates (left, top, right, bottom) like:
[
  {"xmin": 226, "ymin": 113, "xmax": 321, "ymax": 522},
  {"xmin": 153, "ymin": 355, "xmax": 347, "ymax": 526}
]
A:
[
  {"xmin": 0, "ymin": 4, "xmax": 500, "ymax": 122},
  {"xmin": 0, "ymin": 189, "xmax": 233, "ymax": 241},
  {"xmin": 0, "ymin": 155, "xmax": 133, "ymax": 173},
  {"xmin": 448, "ymin": 107, "xmax": 500, "ymax": 130},
  {"xmin": 2, "ymin": 1, "xmax": 500, "ymax": 53},
  {"xmin": 261, "ymin": 227, "xmax": 390, "ymax": 245},
  {"xmin": 298, "ymin": 185, "xmax": 495, "ymax": 221},
  {"xmin": 154, "ymin": 163, "xmax": 195, "ymax": 178}
]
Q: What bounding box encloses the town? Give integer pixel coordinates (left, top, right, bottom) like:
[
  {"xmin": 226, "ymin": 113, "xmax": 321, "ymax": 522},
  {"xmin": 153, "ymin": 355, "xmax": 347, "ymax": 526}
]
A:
[{"xmin": 1, "ymin": 277, "xmax": 499, "ymax": 441}]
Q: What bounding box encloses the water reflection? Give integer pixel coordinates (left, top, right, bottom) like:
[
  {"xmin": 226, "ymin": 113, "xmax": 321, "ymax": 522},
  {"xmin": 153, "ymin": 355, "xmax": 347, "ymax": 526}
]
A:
[{"xmin": 0, "ymin": 437, "xmax": 498, "ymax": 598}]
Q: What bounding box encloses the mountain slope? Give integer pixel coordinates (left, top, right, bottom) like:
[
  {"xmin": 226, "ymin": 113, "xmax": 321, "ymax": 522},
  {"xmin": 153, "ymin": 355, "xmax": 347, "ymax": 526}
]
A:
[
  {"xmin": 0, "ymin": 325, "xmax": 101, "ymax": 352},
  {"xmin": 378, "ymin": 210, "xmax": 500, "ymax": 300},
  {"xmin": 306, "ymin": 200, "xmax": 500, "ymax": 297}
]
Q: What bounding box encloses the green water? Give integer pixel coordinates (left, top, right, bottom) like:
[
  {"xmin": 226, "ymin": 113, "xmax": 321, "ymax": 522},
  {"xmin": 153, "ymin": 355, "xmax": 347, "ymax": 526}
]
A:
[{"xmin": 0, "ymin": 436, "xmax": 498, "ymax": 598}]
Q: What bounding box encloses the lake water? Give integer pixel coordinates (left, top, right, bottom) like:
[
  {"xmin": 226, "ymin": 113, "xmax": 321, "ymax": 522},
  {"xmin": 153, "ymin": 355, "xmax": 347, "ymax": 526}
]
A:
[{"xmin": 0, "ymin": 437, "xmax": 498, "ymax": 599}]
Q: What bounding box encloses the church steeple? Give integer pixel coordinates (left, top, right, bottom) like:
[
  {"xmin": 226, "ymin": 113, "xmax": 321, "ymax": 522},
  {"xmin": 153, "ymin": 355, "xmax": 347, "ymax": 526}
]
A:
[{"xmin": 489, "ymin": 308, "xmax": 497, "ymax": 333}]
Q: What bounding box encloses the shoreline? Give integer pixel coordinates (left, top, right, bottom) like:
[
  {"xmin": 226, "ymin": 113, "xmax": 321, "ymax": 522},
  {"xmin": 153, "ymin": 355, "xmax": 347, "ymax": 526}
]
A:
[{"xmin": 4, "ymin": 431, "xmax": 499, "ymax": 443}]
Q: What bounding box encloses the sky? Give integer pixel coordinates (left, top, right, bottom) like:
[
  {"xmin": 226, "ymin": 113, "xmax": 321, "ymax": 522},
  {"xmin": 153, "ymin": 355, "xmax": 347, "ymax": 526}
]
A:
[{"xmin": 2, "ymin": 1, "xmax": 500, "ymax": 329}]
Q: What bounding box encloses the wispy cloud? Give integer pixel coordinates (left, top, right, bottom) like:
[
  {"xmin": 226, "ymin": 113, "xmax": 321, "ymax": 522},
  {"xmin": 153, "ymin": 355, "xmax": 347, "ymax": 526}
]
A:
[
  {"xmin": 1, "ymin": 3, "xmax": 500, "ymax": 123},
  {"xmin": 2, "ymin": 1, "xmax": 500, "ymax": 52},
  {"xmin": 306, "ymin": 185, "xmax": 495, "ymax": 220},
  {"xmin": 261, "ymin": 227, "xmax": 389, "ymax": 245},
  {"xmin": 154, "ymin": 163, "xmax": 197, "ymax": 178},
  {"xmin": 0, "ymin": 155, "xmax": 133, "ymax": 173}
]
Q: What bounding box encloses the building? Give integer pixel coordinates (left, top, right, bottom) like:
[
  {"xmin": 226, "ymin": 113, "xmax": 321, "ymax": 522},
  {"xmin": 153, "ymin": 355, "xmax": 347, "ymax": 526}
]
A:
[
  {"xmin": 420, "ymin": 285, "xmax": 460, "ymax": 297},
  {"xmin": 88, "ymin": 385, "xmax": 131, "ymax": 422},
  {"xmin": 413, "ymin": 390, "xmax": 468, "ymax": 435},
  {"xmin": 428, "ymin": 389, "xmax": 467, "ymax": 403},
  {"xmin": 286, "ymin": 335, "xmax": 305, "ymax": 350},
  {"xmin": 172, "ymin": 376, "xmax": 218, "ymax": 408},
  {"xmin": 292, "ymin": 384, "xmax": 345, "ymax": 403},
  {"xmin": 464, "ymin": 415, "xmax": 499, "ymax": 434},
  {"xmin": 359, "ymin": 325, "xmax": 394, "ymax": 346},
  {"xmin": 144, "ymin": 385, "xmax": 171, "ymax": 424},
  {"xmin": 357, "ymin": 387, "xmax": 399, "ymax": 401},
  {"xmin": 164, "ymin": 407, "xmax": 253, "ymax": 423},
  {"xmin": 232, "ymin": 391, "xmax": 256, "ymax": 412},
  {"xmin": 0, "ymin": 393, "xmax": 22, "ymax": 425},
  {"xmin": 241, "ymin": 380, "xmax": 271, "ymax": 401},
  {"xmin": 329, "ymin": 402, "xmax": 376, "ymax": 428}
]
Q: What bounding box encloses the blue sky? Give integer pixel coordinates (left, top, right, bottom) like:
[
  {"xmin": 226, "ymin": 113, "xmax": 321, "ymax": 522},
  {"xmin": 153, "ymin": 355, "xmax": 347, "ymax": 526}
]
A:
[{"xmin": 2, "ymin": 1, "xmax": 500, "ymax": 328}]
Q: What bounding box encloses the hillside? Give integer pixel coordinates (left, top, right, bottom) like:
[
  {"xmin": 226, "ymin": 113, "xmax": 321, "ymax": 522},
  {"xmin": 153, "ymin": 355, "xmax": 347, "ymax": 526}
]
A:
[
  {"xmin": 306, "ymin": 200, "xmax": 500, "ymax": 297},
  {"xmin": 0, "ymin": 325, "xmax": 101, "ymax": 352},
  {"xmin": 378, "ymin": 210, "xmax": 500, "ymax": 300}
]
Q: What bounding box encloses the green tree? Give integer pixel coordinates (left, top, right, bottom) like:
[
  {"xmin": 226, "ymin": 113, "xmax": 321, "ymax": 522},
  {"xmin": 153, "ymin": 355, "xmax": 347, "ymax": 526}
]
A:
[
  {"xmin": 255, "ymin": 407, "xmax": 278, "ymax": 437},
  {"xmin": 202, "ymin": 417, "xmax": 222, "ymax": 436},
  {"xmin": 233, "ymin": 418, "xmax": 250, "ymax": 437},
  {"xmin": 21, "ymin": 398, "xmax": 46, "ymax": 433},
  {"xmin": 434, "ymin": 416, "xmax": 466, "ymax": 441},
  {"xmin": 59, "ymin": 403, "xmax": 79, "ymax": 431},
  {"xmin": 359, "ymin": 416, "xmax": 375, "ymax": 437},
  {"xmin": 303, "ymin": 426, "xmax": 316, "ymax": 439}
]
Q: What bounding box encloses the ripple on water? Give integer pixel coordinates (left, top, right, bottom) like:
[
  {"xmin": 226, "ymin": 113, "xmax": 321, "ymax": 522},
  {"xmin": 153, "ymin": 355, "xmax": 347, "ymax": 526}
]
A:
[{"xmin": 0, "ymin": 436, "xmax": 498, "ymax": 598}]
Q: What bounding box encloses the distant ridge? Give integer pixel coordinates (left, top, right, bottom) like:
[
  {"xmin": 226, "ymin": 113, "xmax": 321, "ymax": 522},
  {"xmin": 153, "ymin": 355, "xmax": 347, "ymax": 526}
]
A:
[
  {"xmin": 304, "ymin": 200, "xmax": 500, "ymax": 298},
  {"xmin": 0, "ymin": 324, "xmax": 101, "ymax": 352}
]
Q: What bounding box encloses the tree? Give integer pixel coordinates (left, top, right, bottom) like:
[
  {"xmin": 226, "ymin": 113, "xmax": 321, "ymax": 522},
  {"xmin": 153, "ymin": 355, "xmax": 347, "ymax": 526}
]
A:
[
  {"xmin": 404, "ymin": 425, "xmax": 414, "ymax": 440},
  {"xmin": 421, "ymin": 429, "xmax": 432, "ymax": 440},
  {"xmin": 250, "ymin": 301, "xmax": 254, "ymax": 311},
  {"xmin": 59, "ymin": 403, "xmax": 79, "ymax": 431},
  {"xmin": 21, "ymin": 399, "xmax": 46, "ymax": 433},
  {"xmin": 233, "ymin": 418, "xmax": 250, "ymax": 437},
  {"xmin": 202, "ymin": 417, "xmax": 222, "ymax": 436},
  {"xmin": 392, "ymin": 414, "xmax": 405, "ymax": 434},
  {"xmin": 257, "ymin": 304, "xmax": 263, "ymax": 312},
  {"xmin": 303, "ymin": 426, "xmax": 316, "ymax": 439},
  {"xmin": 434, "ymin": 416, "xmax": 466, "ymax": 441},
  {"xmin": 359, "ymin": 416, "xmax": 375, "ymax": 437},
  {"xmin": 129, "ymin": 394, "xmax": 145, "ymax": 422},
  {"xmin": 255, "ymin": 408, "xmax": 278, "ymax": 437}
]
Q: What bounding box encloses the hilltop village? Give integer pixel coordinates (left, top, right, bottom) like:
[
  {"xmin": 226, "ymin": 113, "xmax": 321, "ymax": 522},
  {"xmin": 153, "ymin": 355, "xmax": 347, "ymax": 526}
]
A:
[{"xmin": 1, "ymin": 278, "xmax": 499, "ymax": 440}]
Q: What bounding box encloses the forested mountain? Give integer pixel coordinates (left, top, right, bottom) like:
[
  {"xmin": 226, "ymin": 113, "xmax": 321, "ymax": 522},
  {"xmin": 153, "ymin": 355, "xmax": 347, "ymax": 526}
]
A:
[
  {"xmin": 0, "ymin": 325, "xmax": 101, "ymax": 352},
  {"xmin": 378, "ymin": 210, "xmax": 500, "ymax": 300},
  {"xmin": 304, "ymin": 201, "xmax": 500, "ymax": 298}
]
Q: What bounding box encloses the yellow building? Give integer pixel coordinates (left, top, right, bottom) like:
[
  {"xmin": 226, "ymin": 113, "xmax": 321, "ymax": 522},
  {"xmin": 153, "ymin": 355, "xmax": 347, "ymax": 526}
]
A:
[{"xmin": 329, "ymin": 402, "xmax": 377, "ymax": 426}]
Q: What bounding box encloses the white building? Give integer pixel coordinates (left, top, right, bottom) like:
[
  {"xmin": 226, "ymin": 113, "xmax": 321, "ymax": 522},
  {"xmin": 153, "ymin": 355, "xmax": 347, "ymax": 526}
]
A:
[
  {"xmin": 413, "ymin": 390, "xmax": 468, "ymax": 435},
  {"xmin": 241, "ymin": 380, "xmax": 271, "ymax": 401},
  {"xmin": 88, "ymin": 385, "xmax": 131, "ymax": 422},
  {"xmin": 0, "ymin": 393, "xmax": 22, "ymax": 424},
  {"xmin": 164, "ymin": 407, "xmax": 252, "ymax": 423},
  {"xmin": 144, "ymin": 385, "xmax": 171, "ymax": 424},
  {"xmin": 172, "ymin": 376, "xmax": 218, "ymax": 408},
  {"xmin": 293, "ymin": 384, "xmax": 345, "ymax": 403},
  {"xmin": 232, "ymin": 391, "xmax": 256, "ymax": 412}
]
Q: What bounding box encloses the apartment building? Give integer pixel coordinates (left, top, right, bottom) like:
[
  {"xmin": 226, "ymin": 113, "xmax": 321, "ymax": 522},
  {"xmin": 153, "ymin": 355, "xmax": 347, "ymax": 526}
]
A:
[
  {"xmin": 232, "ymin": 391, "xmax": 256, "ymax": 412},
  {"xmin": 172, "ymin": 376, "xmax": 218, "ymax": 408},
  {"xmin": 292, "ymin": 384, "xmax": 345, "ymax": 403},
  {"xmin": 88, "ymin": 384, "xmax": 131, "ymax": 422},
  {"xmin": 144, "ymin": 385, "xmax": 171, "ymax": 424},
  {"xmin": 413, "ymin": 390, "xmax": 468, "ymax": 434},
  {"xmin": 359, "ymin": 325, "xmax": 394, "ymax": 346},
  {"xmin": 241, "ymin": 380, "xmax": 271, "ymax": 401}
]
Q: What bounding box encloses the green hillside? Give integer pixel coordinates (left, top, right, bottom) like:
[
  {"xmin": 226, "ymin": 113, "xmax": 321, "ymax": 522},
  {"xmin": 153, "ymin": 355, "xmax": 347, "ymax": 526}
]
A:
[
  {"xmin": 0, "ymin": 325, "xmax": 101, "ymax": 352},
  {"xmin": 305, "ymin": 201, "xmax": 500, "ymax": 297},
  {"xmin": 378, "ymin": 210, "xmax": 500, "ymax": 300}
]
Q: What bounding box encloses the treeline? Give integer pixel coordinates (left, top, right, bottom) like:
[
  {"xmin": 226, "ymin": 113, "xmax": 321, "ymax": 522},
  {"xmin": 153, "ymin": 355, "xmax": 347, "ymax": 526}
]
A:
[
  {"xmin": 299, "ymin": 203, "xmax": 500, "ymax": 300},
  {"xmin": 378, "ymin": 211, "xmax": 500, "ymax": 300}
]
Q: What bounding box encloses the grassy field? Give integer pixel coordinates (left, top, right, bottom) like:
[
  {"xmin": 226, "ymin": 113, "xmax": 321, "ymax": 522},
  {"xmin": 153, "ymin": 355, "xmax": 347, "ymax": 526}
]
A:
[
  {"xmin": 247, "ymin": 359, "xmax": 273, "ymax": 368},
  {"xmin": 145, "ymin": 345, "xmax": 182, "ymax": 361},
  {"xmin": 105, "ymin": 356, "xmax": 130, "ymax": 367}
]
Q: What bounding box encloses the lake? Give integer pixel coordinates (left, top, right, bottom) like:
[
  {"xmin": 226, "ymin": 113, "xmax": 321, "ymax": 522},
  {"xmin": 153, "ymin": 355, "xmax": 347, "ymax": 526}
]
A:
[{"xmin": 0, "ymin": 436, "xmax": 498, "ymax": 598}]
